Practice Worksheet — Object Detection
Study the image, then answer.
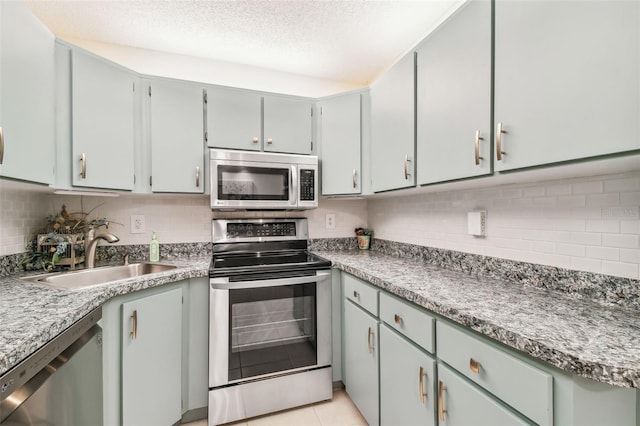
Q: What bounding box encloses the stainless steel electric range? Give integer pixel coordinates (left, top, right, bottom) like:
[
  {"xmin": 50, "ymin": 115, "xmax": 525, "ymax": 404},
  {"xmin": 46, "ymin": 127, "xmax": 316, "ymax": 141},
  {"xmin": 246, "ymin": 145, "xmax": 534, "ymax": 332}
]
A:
[{"xmin": 208, "ymin": 218, "xmax": 332, "ymax": 425}]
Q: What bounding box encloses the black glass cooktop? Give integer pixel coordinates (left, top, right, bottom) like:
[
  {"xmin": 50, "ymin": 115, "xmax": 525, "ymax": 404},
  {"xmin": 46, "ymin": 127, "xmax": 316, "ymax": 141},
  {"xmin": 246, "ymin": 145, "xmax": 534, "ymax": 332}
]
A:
[{"xmin": 209, "ymin": 250, "xmax": 331, "ymax": 278}]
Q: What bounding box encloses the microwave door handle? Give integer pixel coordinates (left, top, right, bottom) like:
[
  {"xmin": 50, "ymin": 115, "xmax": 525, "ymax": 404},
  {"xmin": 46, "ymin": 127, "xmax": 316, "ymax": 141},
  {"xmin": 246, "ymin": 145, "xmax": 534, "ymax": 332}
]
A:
[
  {"xmin": 290, "ymin": 165, "xmax": 298, "ymax": 206},
  {"xmin": 211, "ymin": 270, "xmax": 330, "ymax": 289}
]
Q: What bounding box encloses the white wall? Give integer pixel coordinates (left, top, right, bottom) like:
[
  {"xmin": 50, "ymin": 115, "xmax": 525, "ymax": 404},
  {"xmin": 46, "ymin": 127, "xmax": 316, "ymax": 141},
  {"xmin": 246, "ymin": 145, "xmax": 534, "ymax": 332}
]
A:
[
  {"xmin": 61, "ymin": 38, "xmax": 360, "ymax": 98},
  {"xmin": 368, "ymin": 171, "xmax": 640, "ymax": 279}
]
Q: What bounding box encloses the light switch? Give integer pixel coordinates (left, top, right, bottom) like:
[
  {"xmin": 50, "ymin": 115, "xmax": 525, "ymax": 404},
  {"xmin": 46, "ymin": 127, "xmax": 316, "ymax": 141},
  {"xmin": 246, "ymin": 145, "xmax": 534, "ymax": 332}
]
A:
[{"xmin": 467, "ymin": 211, "xmax": 486, "ymax": 237}]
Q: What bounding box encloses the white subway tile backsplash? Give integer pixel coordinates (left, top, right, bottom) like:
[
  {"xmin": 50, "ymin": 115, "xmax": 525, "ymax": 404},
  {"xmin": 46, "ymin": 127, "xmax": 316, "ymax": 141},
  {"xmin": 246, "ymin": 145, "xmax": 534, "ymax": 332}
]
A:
[
  {"xmin": 602, "ymin": 261, "xmax": 639, "ymax": 279},
  {"xmin": 586, "ymin": 193, "xmax": 619, "ymax": 207},
  {"xmin": 620, "ymin": 249, "xmax": 640, "ymax": 264},
  {"xmin": 621, "ymin": 191, "xmax": 640, "ymax": 205},
  {"xmin": 602, "ymin": 234, "xmax": 640, "ymax": 249},
  {"xmin": 556, "ymin": 243, "xmax": 586, "ymax": 257},
  {"xmin": 585, "ymin": 246, "xmax": 619, "ymax": 261},
  {"xmin": 572, "ymin": 181, "xmax": 603, "ymax": 194},
  {"xmin": 545, "ymin": 184, "xmax": 572, "ymax": 196},
  {"xmin": 571, "ymin": 257, "xmax": 602, "ymax": 274},
  {"xmin": 585, "ymin": 220, "xmax": 620, "ymax": 233},
  {"xmin": 621, "ymin": 221, "xmax": 640, "ymax": 234},
  {"xmin": 604, "ymin": 177, "xmax": 640, "ymax": 193},
  {"xmin": 368, "ymin": 171, "xmax": 639, "ymax": 279}
]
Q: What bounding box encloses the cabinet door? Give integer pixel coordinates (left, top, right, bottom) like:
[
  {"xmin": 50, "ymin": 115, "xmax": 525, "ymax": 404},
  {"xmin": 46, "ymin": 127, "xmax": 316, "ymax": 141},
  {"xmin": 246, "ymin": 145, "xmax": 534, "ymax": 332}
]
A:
[
  {"xmin": 263, "ymin": 96, "xmax": 313, "ymax": 155},
  {"xmin": 494, "ymin": 0, "xmax": 640, "ymax": 171},
  {"xmin": 371, "ymin": 53, "xmax": 415, "ymax": 192},
  {"xmin": 438, "ymin": 363, "xmax": 528, "ymax": 426},
  {"xmin": 122, "ymin": 287, "xmax": 182, "ymax": 426},
  {"xmin": 72, "ymin": 50, "xmax": 135, "ymax": 190},
  {"xmin": 343, "ymin": 300, "xmax": 379, "ymax": 426},
  {"xmin": 0, "ymin": 1, "xmax": 55, "ymax": 185},
  {"xmin": 417, "ymin": 0, "xmax": 492, "ymax": 185},
  {"xmin": 206, "ymin": 87, "xmax": 261, "ymax": 151},
  {"xmin": 380, "ymin": 325, "xmax": 436, "ymax": 426},
  {"xmin": 148, "ymin": 79, "xmax": 204, "ymax": 193},
  {"xmin": 319, "ymin": 94, "xmax": 361, "ymax": 195}
]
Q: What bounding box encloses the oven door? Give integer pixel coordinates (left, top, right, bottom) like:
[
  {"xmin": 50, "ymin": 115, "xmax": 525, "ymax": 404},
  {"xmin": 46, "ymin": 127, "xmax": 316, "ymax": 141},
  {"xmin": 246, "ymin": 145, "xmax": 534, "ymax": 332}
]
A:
[
  {"xmin": 209, "ymin": 270, "xmax": 331, "ymax": 388},
  {"xmin": 210, "ymin": 158, "xmax": 297, "ymax": 210}
]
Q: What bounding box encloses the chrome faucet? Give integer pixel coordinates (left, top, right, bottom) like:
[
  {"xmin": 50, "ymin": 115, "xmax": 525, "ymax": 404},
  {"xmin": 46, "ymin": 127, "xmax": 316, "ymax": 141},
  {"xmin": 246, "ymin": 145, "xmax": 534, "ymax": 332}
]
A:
[{"xmin": 84, "ymin": 228, "xmax": 120, "ymax": 268}]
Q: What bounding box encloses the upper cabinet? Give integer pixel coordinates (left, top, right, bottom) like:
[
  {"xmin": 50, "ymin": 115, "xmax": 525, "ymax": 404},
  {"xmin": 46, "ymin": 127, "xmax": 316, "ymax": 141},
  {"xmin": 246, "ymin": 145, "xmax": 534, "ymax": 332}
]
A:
[
  {"xmin": 206, "ymin": 89, "xmax": 313, "ymax": 155},
  {"xmin": 416, "ymin": 0, "xmax": 492, "ymax": 185},
  {"xmin": 71, "ymin": 49, "xmax": 136, "ymax": 190},
  {"xmin": 494, "ymin": 0, "xmax": 640, "ymax": 171},
  {"xmin": 205, "ymin": 86, "xmax": 261, "ymax": 151},
  {"xmin": 263, "ymin": 96, "xmax": 313, "ymax": 155},
  {"xmin": 319, "ymin": 93, "xmax": 362, "ymax": 195},
  {"xmin": 370, "ymin": 53, "xmax": 415, "ymax": 193},
  {"xmin": 147, "ymin": 78, "xmax": 205, "ymax": 193},
  {"xmin": 0, "ymin": 1, "xmax": 55, "ymax": 185}
]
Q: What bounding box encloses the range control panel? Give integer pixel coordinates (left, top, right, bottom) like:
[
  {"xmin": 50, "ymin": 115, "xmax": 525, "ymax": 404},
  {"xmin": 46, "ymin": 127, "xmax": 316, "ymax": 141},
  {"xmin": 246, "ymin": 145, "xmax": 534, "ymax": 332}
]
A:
[{"xmin": 226, "ymin": 222, "xmax": 297, "ymax": 239}]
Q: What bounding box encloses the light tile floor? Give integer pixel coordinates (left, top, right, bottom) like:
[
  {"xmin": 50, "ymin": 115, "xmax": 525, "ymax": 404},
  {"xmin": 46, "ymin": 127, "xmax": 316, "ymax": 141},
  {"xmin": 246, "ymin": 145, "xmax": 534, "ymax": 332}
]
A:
[{"xmin": 184, "ymin": 389, "xmax": 367, "ymax": 426}]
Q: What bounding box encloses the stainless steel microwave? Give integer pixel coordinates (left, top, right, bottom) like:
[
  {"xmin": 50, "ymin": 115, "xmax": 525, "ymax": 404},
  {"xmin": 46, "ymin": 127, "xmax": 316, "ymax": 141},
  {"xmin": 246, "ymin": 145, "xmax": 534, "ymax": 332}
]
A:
[{"xmin": 209, "ymin": 149, "xmax": 318, "ymax": 210}]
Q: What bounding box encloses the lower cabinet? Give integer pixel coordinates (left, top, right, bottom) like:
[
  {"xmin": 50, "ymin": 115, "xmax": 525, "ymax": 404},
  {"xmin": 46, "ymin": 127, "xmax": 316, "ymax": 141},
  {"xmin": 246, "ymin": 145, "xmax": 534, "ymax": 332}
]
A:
[
  {"xmin": 379, "ymin": 324, "xmax": 436, "ymax": 426},
  {"xmin": 339, "ymin": 271, "xmax": 640, "ymax": 426},
  {"xmin": 437, "ymin": 363, "xmax": 528, "ymax": 426},
  {"xmin": 121, "ymin": 287, "xmax": 183, "ymax": 426},
  {"xmin": 102, "ymin": 278, "xmax": 209, "ymax": 426},
  {"xmin": 343, "ymin": 299, "xmax": 379, "ymax": 426}
]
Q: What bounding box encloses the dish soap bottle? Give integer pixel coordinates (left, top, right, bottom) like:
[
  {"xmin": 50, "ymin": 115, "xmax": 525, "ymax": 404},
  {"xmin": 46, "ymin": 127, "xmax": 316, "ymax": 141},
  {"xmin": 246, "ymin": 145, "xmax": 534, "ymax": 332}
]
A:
[{"xmin": 149, "ymin": 232, "xmax": 160, "ymax": 262}]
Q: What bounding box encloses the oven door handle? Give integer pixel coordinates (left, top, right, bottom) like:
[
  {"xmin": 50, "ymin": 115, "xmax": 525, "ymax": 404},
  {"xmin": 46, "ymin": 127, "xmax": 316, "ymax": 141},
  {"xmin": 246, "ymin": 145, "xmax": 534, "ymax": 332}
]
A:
[{"xmin": 211, "ymin": 270, "xmax": 330, "ymax": 289}]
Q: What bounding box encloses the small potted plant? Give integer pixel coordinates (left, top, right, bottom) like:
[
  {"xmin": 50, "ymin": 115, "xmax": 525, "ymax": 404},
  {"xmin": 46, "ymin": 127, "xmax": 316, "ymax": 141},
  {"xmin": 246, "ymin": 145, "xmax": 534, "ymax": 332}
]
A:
[
  {"xmin": 22, "ymin": 204, "xmax": 115, "ymax": 271},
  {"xmin": 355, "ymin": 227, "xmax": 373, "ymax": 250}
]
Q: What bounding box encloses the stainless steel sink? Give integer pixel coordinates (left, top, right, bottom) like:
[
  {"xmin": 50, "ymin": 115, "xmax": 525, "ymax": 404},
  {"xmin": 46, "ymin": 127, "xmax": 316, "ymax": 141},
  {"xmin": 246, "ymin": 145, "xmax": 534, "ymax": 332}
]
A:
[{"xmin": 22, "ymin": 263, "xmax": 178, "ymax": 291}]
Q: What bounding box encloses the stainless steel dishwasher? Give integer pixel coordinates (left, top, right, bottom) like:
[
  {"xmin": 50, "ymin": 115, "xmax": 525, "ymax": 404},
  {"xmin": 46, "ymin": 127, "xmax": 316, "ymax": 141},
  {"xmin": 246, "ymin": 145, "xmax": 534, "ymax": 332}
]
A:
[{"xmin": 0, "ymin": 307, "xmax": 103, "ymax": 425}]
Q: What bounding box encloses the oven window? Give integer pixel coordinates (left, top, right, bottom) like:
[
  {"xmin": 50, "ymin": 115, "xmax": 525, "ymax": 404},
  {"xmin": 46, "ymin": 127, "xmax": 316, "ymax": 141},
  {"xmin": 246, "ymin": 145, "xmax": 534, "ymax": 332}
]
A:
[
  {"xmin": 228, "ymin": 283, "xmax": 317, "ymax": 382},
  {"xmin": 218, "ymin": 166, "xmax": 289, "ymax": 200}
]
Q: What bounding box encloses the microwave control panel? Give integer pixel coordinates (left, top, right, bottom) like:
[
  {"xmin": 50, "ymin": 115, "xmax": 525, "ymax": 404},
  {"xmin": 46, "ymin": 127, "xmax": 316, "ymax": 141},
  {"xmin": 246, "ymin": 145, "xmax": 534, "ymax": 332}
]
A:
[{"xmin": 299, "ymin": 169, "xmax": 315, "ymax": 201}]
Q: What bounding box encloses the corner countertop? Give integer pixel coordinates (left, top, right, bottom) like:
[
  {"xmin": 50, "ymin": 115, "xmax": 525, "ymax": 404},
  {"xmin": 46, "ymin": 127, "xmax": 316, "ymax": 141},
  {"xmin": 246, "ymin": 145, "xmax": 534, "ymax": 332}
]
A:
[
  {"xmin": 0, "ymin": 258, "xmax": 210, "ymax": 377},
  {"xmin": 312, "ymin": 249, "xmax": 640, "ymax": 389}
]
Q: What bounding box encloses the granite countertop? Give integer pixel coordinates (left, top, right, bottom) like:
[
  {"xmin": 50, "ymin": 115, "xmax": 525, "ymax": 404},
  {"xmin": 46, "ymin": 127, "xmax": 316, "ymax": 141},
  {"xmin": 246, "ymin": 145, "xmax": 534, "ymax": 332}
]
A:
[
  {"xmin": 0, "ymin": 258, "xmax": 210, "ymax": 377},
  {"xmin": 3, "ymin": 249, "xmax": 639, "ymax": 390},
  {"xmin": 313, "ymin": 250, "xmax": 640, "ymax": 389}
]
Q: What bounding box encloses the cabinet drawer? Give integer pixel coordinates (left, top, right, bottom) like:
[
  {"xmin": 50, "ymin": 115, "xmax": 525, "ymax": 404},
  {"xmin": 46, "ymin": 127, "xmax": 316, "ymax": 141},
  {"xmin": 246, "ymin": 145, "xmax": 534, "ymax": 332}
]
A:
[
  {"xmin": 343, "ymin": 273, "xmax": 378, "ymax": 316},
  {"xmin": 380, "ymin": 292, "xmax": 435, "ymax": 353},
  {"xmin": 437, "ymin": 363, "xmax": 529, "ymax": 426},
  {"xmin": 437, "ymin": 321, "xmax": 552, "ymax": 425}
]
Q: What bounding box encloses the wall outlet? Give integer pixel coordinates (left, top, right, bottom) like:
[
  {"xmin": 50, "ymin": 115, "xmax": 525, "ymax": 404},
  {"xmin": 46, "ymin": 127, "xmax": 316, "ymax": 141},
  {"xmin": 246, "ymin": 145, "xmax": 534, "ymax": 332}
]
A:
[
  {"xmin": 467, "ymin": 211, "xmax": 486, "ymax": 237},
  {"xmin": 131, "ymin": 214, "xmax": 145, "ymax": 234},
  {"xmin": 325, "ymin": 213, "xmax": 336, "ymax": 229}
]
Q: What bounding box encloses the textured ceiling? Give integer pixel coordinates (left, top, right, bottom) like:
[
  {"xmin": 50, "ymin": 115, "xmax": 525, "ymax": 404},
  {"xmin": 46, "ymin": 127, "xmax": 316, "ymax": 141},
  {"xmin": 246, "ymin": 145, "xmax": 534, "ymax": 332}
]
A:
[{"xmin": 25, "ymin": 0, "xmax": 461, "ymax": 85}]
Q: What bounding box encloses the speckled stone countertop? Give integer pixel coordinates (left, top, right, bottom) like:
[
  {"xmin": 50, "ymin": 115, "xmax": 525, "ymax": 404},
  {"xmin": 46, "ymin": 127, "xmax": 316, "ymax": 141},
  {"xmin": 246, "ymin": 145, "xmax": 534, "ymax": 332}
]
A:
[
  {"xmin": 0, "ymin": 258, "xmax": 210, "ymax": 377},
  {"xmin": 313, "ymin": 249, "xmax": 640, "ymax": 389}
]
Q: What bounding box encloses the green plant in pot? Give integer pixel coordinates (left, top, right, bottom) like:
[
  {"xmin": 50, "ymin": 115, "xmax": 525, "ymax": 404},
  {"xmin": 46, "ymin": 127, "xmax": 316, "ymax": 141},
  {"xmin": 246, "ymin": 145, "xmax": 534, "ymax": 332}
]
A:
[
  {"xmin": 355, "ymin": 227, "xmax": 373, "ymax": 250},
  {"xmin": 22, "ymin": 204, "xmax": 114, "ymax": 271}
]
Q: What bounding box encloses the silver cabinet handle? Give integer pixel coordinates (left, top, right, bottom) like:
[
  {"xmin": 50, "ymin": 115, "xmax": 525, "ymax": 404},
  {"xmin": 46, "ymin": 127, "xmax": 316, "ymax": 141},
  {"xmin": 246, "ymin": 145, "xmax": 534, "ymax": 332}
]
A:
[
  {"xmin": 195, "ymin": 166, "xmax": 201, "ymax": 187},
  {"xmin": 474, "ymin": 130, "xmax": 484, "ymax": 165},
  {"xmin": 0, "ymin": 127, "xmax": 4, "ymax": 165},
  {"xmin": 404, "ymin": 155, "xmax": 411, "ymax": 180},
  {"xmin": 267, "ymin": 138, "xmax": 273, "ymax": 145},
  {"xmin": 252, "ymin": 137, "xmax": 259, "ymax": 144},
  {"xmin": 367, "ymin": 327, "xmax": 374, "ymax": 354},
  {"xmin": 80, "ymin": 153, "xmax": 87, "ymax": 179},
  {"xmin": 130, "ymin": 310, "xmax": 138, "ymax": 340},
  {"xmin": 352, "ymin": 169, "xmax": 357, "ymax": 188},
  {"xmin": 496, "ymin": 122, "xmax": 506, "ymax": 161}
]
